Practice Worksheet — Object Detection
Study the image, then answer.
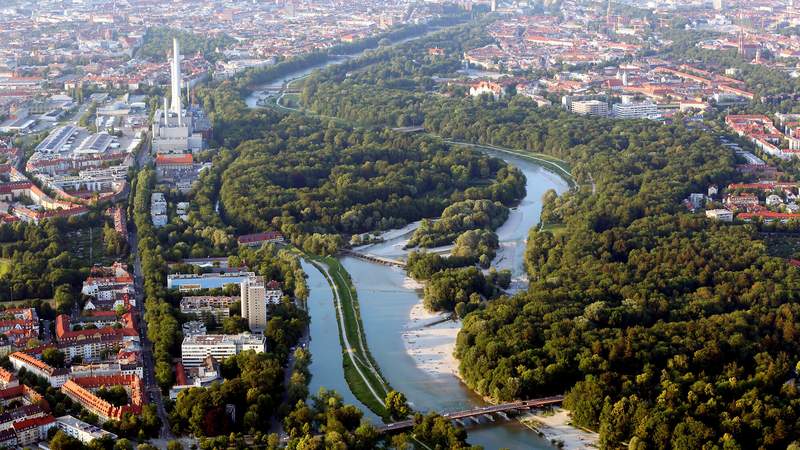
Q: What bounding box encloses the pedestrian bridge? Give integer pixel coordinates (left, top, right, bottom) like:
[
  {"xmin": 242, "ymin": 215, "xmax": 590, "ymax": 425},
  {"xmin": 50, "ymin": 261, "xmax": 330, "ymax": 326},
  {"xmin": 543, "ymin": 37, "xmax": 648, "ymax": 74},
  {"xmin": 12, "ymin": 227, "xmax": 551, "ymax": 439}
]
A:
[
  {"xmin": 340, "ymin": 249, "xmax": 406, "ymax": 268},
  {"xmin": 376, "ymin": 395, "xmax": 564, "ymax": 433}
]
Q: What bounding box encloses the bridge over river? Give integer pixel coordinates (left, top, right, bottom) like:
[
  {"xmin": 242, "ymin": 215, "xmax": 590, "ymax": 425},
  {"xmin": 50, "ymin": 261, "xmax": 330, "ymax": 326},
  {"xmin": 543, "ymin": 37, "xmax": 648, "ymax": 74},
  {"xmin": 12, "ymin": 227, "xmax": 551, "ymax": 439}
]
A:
[
  {"xmin": 340, "ymin": 249, "xmax": 406, "ymax": 267},
  {"xmin": 376, "ymin": 395, "xmax": 565, "ymax": 433}
]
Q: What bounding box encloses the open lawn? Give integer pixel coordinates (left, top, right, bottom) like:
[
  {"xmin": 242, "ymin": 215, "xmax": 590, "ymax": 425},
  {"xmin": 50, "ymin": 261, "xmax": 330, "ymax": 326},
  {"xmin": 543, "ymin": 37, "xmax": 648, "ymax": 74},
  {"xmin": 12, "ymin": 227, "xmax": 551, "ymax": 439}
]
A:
[
  {"xmin": 0, "ymin": 259, "xmax": 11, "ymax": 277},
  {"xmin": 540, "ymin": 223, "xmax": 568, "ymax": 237}
]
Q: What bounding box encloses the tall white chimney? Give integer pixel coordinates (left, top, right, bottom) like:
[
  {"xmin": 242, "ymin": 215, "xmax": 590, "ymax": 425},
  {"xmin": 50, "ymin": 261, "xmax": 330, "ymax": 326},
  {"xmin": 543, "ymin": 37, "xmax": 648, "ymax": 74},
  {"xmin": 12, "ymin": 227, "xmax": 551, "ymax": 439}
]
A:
[
  {"xmin": 170, "ymin": 38, "xmax": 182, "ymax": 114},
  {"xmin": 163, "ymin": 97, "xmax": 169, "ymax": 127}
]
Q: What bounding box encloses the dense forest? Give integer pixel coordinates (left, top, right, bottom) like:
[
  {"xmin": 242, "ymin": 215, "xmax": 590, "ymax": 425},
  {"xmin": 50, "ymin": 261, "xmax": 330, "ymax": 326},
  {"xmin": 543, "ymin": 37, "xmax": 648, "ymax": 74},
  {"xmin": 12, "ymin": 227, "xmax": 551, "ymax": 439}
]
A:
[
  {"xmin": 217, "ymin": 116, "xmax": 525, "ymax": 246},
  {"xmin": 289, "ymin": 22, "xmax": 800, "ymax": 449},
  {"xmin": 0, "ymin": 213, "xmax": 119, "ymax": 307},
  {"xmin": 407, "ymin": 199, "xmax": 512, "ymax": 248}
]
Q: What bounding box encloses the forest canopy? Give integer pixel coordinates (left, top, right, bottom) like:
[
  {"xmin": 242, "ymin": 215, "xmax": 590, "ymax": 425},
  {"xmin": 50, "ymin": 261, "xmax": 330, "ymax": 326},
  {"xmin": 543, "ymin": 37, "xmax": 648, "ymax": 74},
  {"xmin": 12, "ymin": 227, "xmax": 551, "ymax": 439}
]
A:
[
  {"xmin": 287, "ymin": 21, "xmax": 800, "ymax": 449},
  {"xmin": 218, "ymin": 116, "xmax": 525, "ymax": 241}
]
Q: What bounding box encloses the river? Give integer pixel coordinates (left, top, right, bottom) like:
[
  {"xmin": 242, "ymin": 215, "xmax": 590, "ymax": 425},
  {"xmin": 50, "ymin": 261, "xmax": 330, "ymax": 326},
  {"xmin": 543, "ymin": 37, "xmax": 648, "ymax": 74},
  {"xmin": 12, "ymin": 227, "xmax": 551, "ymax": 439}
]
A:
[
  {"xmin": 249, "ymin": 26, "xmax": 574, "ymax": 449},
  {"xmin": 244, "ymin": 31, "xmax": 441, "ymax": 109},
  {"xmin": 300, "ymin": 153, "xmax": 569, "ymax": 447},
  {"xmin": 301, "ymin": 259, "xmax": 382, "ymax": 423}
]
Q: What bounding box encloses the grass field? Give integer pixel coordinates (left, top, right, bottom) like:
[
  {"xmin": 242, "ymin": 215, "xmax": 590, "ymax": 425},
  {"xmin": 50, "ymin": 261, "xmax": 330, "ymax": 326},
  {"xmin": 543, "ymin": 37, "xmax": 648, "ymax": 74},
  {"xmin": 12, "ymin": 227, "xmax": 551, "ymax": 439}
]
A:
[
  {"xmin": 540, "ymin": 223, "xmax": 568, "ymax": 237},
  {"xmin": 0, "ymin": 259, "xmax": 11, "ymax": 276}
]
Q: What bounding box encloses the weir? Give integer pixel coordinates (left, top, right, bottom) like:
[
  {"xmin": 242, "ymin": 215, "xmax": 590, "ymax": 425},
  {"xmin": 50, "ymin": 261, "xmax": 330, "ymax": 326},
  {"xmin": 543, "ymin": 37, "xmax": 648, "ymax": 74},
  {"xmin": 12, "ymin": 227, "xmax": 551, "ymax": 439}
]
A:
[{"xmin": 375, "ymin": 395, "xmax": 564, "ymax": 433}]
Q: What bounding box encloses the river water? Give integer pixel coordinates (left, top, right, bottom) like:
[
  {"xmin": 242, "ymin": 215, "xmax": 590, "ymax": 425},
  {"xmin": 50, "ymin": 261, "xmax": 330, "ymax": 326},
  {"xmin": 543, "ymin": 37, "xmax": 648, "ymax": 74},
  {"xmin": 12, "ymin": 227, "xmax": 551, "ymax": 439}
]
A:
[
  {"xmin": 247, "ymin": 30, "xmax": 573, "ymax": 449},
  {"xmin": 301, "ymin": 154, "xmax": 569, "ymax": 448}
]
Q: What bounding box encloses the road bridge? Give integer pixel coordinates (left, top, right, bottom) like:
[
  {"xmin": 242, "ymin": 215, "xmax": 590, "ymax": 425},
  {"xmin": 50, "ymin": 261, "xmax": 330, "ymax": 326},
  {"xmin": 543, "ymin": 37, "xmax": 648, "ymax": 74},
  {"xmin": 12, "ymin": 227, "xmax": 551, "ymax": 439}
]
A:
[{"xmin": 376, "ymin": 396, "xmax": 564, "ymax": 433}]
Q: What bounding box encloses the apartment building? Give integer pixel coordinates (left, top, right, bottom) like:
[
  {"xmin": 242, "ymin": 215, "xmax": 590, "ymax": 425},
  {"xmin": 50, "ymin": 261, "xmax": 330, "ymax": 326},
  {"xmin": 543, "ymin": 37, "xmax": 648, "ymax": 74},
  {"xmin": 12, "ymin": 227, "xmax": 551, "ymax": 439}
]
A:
[
  {"xmin": 571, "ymin": 100, "xmax": 608, "ymax": 116},
  {"xmin": 241, "ymin": 277, "xmax": 268, "ymax": 331},
  {"xmin": 179, "ymin": 296, "xmax": 235, "ymax": 322},
  {"xmin": 60, "ymin": 375, "xmax": 144, "ymax": 423},
  {"xmin": 181, "ymin": 333, "xmax": 266, "ymax": 367},
  {"xmin": 9, "ymin": 352, "xmax": 69, "ymax": 387},
  {"xmin": 612, "ymin": 101, "xmax": 660, "ymax": 120},
  {"xmin": 56, "ymin": 415, "xmax": 117, "ymax": 444},
  {"xmin": 563, "ymin": 96, "xmax": 608, "ymax": 116}
]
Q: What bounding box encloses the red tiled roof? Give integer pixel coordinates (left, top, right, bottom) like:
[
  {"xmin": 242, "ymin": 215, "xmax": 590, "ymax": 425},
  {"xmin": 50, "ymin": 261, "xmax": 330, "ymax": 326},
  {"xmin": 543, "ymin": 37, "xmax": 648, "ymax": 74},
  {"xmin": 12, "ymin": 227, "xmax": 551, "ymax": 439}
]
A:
[
  {"xmin": 55, "ymin": 313, "xmax": 137, "ymax": 342},
  {"xmin": 237, "ymin": 231, "xmax": 283, "ymax": 244},
  {"xmin": 9, "ymin": 352, "xmax": 66, "ymax": 376},
  {"xmin": 0, "ymin": 367, "xmax": 15, "ymax": 383},
  {"xmin": 155, "ymin": 154, "xmax": 193, "ymax": 165},
  {"xmin": 12, "ymin": 414, "xmax": 54, "ymax": 432},
  {"xmin": 738, "ymin": 211, "xmax": 800, "ymax": 220},
  {"xmin": 61, "ymin": 375, "xmax": 143, "ymax": 421}
]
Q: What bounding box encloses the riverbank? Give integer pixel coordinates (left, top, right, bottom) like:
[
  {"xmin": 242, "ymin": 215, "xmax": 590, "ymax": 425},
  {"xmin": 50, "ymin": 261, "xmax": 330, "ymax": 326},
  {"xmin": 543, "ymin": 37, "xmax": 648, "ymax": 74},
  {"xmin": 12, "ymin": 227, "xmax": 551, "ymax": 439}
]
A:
[
  {"xmin": 522, "ymin": 409, "xmax": 600, "ymax": 450},
  {"xmin": 402, "ymin": 301, "xmax": 460, "ymax": 379}
]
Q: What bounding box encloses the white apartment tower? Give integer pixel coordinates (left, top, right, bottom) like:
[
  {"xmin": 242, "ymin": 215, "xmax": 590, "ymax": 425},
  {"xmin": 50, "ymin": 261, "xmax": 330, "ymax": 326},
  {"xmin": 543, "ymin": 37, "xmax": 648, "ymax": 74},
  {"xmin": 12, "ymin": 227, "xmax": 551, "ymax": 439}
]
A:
[{"xmin": 241, "ymin": 276, "xmax": 268, "ymax": 331}]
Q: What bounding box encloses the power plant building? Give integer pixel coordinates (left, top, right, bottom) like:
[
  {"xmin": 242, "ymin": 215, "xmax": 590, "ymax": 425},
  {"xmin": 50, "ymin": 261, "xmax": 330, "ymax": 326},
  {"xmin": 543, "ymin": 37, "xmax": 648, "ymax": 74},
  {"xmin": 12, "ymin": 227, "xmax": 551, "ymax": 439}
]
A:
[{"xmin": 151, "ymin": 38, "xmax": 205, "ymax": 154}]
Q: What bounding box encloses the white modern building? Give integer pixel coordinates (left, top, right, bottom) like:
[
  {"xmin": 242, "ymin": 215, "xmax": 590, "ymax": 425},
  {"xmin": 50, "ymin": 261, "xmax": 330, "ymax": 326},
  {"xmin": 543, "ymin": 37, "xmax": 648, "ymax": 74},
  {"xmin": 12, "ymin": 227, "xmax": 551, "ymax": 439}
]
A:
[
  {"xmin": 241, "ymin": 277, "xmax": 268, "ymax": 331},
  {"xmin": 612, "ymin": 101, "xmax": 660, "ymax": 120},
  {"xmin": 151, "ymin": 192, "xmax": 167, "ymax": 227},
  {"xmin": 705, "ymin": 209, "xmax": 733, "ymax": 222},
  {"xmin": 181, "ymin": 333, "xmax": 266, "ymax": 367},
  {"xmin": 56, "ymin": 415, "xmax": 118, "ymax": 444},
  {"xmin": 563, "ymin": 96, "xmax": 608, "ymax": 116}
]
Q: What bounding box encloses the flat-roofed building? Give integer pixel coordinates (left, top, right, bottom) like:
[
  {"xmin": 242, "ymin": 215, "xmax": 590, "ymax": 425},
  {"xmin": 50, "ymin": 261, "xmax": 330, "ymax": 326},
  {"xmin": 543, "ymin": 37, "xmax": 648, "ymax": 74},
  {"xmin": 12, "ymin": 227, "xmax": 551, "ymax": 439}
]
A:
[
  {"xmin": 56, "ymin": 415, "xmax": 117, "ymax": 444},
  {"xmin": 241, "ymin": 277, "xmax": 268, "ymax": 331},
  {"xmin": 180, "ymin": 296, "xmax": 235, "ymax": 322},
  {"xmin": 34, "ymin": 125, "xmax": 78, "ymax": 154},
  {"xmin": 75, "ymin": 132, "xmax": 114, "ymax": 155},
  {"xmin": 570, "ymin": 99, "xmax": 608, "ymax": 116},
  {"xmin": 181, "ymin": 333, "xmax": 266, "ymax": 367},
  {"xmin": 612, "ymin": 101, "xmax": 660, "ymax": 120}
]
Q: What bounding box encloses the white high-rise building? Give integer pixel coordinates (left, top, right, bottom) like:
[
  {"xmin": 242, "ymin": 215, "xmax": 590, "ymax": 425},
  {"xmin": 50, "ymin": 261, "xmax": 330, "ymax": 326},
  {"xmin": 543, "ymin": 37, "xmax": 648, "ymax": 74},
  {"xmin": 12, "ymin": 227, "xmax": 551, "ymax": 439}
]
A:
[{"xmin": 241, "ymin": 276, "xmax": 268, "ymax": 331}]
